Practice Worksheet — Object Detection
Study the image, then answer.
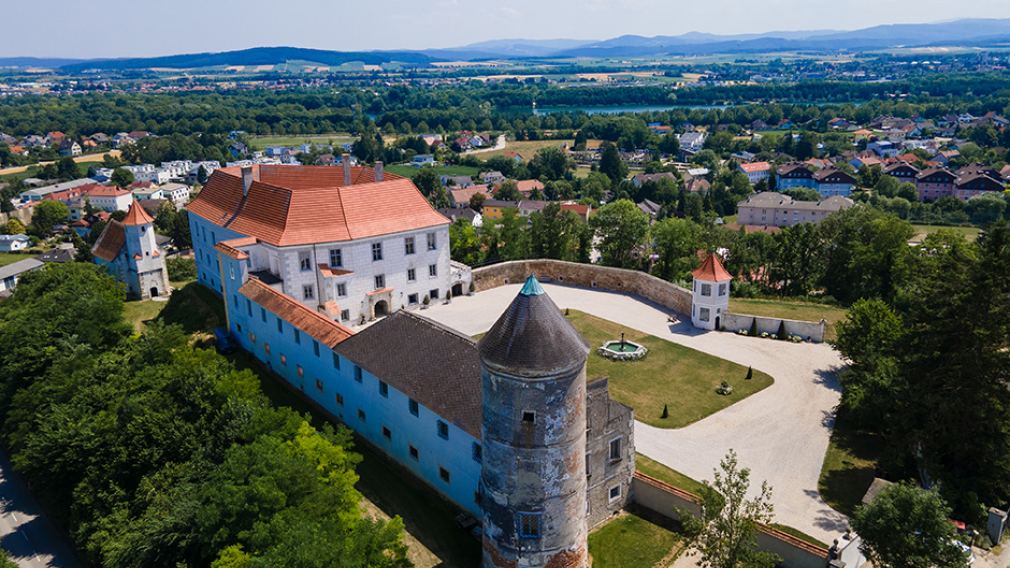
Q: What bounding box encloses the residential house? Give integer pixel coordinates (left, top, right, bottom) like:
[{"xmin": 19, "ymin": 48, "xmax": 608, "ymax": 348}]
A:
[
  {"xmin": 954, "ymin": 171, "xmax": 1005, "ymax": 201},
  {"xmin": 631, "ymin": 172, "xmax": 677, "ymax": 188},
  {"xmin": 813, "ymin": 168, "xmax": 857, "ymax": 197},
  {"xmin": 883, "ymin": 162, "xmax": 920, "ymax": 185},
  {"xmin": 776, "ymin": 163, "xmax": 817, "ymax": 190},
  {"xmin": 58, "ymin": 139, "xmax": 81, "ymax": 157},
  {"xmin": 437, "ymin": 207, "xmax": 482, "ymax": 228},
  {"xmin": 86, "ymin": 185, "xmax": 134, "ymax": 212},
  {"xmin": 0, "ymin": 258, "xmax": 44, "ymax": 296},
  {"xmin": 0, "ymin": 234, "xmax": 31, "ymax": 252},
  {"xmin": 39, "ymin": 247, "xmax": 75, "ymax": 264},
  {"xmin": 92, "ymin": 201, "xmax": 171, "ymax": 300},
  {"xmin": 737, "ymin": 161, "xmax": 772, "ymax": 185},
  {"xmin": 449, "ymin": 185, "xmax": 491, "ymax": 208},
  {"xmin": 679, "ymin": 131, "xmax": 706, "ymax": 153},
  {"xmin": 637, "ymin": 199, "xmax": 662, "ymax": 220},
  {"xmin": 479, "ymin": 171, "xmax": 506, "ymax": 185},
  {"xmin": 412, "ymin": 154, "xmax": 436, "ymax": 167},
  {"xmin": 442, "ymin": 175, "xmax": 474, "ymax": 188},
  {"xmin": 915, "ymin": 168, "xmax": 958, "ymax": 201},
  {"xmin": 737, "ymin": 192, "xmax": 854, "ymax": 227}
]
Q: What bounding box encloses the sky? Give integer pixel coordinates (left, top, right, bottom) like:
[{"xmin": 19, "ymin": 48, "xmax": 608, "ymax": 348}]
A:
[{"xmin": 6, "ymin": 0, "xmax": 1010, "ymax": 59}]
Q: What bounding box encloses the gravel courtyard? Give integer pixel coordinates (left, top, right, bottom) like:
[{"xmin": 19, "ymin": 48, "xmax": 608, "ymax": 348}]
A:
[{"xmin": 422, "ymin": 282, "xmax": 848, "ymax": 543}]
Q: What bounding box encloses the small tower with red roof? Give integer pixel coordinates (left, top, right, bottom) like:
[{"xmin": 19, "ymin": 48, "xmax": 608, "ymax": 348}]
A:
[
  {"xmin": 691, "ymin": 251, "xmax": 732, "ymax": 331},
  {"xmin": 92, "ymin": 199, "xmax": 170, "ymax": 299}
]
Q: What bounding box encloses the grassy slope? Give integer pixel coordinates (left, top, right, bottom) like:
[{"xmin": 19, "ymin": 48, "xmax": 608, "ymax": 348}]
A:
[
  {"xmin": 0, "ymin": 253, "xmax": 35, "ymax": 268},
  {"xmin": 729, "ymin": 297, "xmax": 847, "ymax": 342},
  {"xmin": 818, "ymin": 410, "xmax": 884, "ymax": 517},
  {"xmin": 910, "ymin": 224, "xmax": 981, "ymax": 242},
  {"xmin": 566, "ymin": 310, "xmax": 773, "ymax": 428},
  {"xmin": 385, "ymin": 164, "xmax": 480, "ymax": 179},
  {"xmin": 588, "ymin": 512, "xmax": 681, "ymax": 568},
  {"xmin": 634, "ymin": 453, "xmax": 708, "ymax": 495},
  {"xmin": 121, "ymin": 282, "xmax": 224, "ymax": 334}
]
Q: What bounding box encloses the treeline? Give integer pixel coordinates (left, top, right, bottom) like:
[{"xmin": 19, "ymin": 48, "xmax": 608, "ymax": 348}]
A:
[
  {"xmin": 834, "ymin": 222, "xmax": 1010, "ymax": 521},
  {"xmin": 0, "ymin": 264, "xmax": 408, "ymax": 567}
]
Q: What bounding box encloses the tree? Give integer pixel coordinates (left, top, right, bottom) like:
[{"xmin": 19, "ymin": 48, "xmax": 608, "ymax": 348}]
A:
[
  {"xmin": 56, "ymin": 156, "xmax": 78, "ymax": 180},
  {"xmin": 411, "ymin": 169, "xmax": 449, "ymax": 209},
  {"xmin": 4, "ymin": 218, "xmax": 25, "ymax": 235},
  {"xmin": 197, "ymin": 164, "xmax": 210, "ymax": 185},
  {"xmin": 448, "ymin": 218, "xmax": 481, "ymax": 266},
  {"xmin": 529, "ymin": 203, "xmax": 583, "ymax": 261},
  {"xmin": 528, "ymin": 147, "xmax": 573, "ymax": 181},
  {"xmin": 767, "ymin": 223, "xmax": 825, "ymax": 296},
  {"xmin": 819, "ymin": 207, "xmax": 913, "ymax": 304},
  {"xmin": 651, "ymin": 217, "xmax": 703, "ymax": 281},
  {"xmin": 682, "ymin": 450, "xmax": 778, "ymax": 568},
  {"xmin": 590, "ymin": 199, "xmax": 649, "ymax": 269},
  {"xmin": 28, "ymin": 199, "xmax": 70, "ymax": 236},
  {"xmin": 469, "ymin": 192, "xmax": 486, "ymax": 212},
  {"xmin": 110, "ymin": 167, "xmax": 135, "ymax": 188},
  {"xmin": 598, "ymin": 142, "xmax": 628, "ymax": 184},
  {"xmin": 495, "ymin": 180, "xmax": 523, "ymax": 202},
  {"xmin": 852, "ymin": 483, "xmax": 965, "ymax": 568}
]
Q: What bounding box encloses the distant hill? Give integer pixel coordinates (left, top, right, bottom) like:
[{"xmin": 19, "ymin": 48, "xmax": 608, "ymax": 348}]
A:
[
  {"xmin": 58, "ymin": 46, "xmax": 434, "ymax": 72},
  {"xmin": 0, "ymin": 57, "xmax": 87, "ymax": 68}
]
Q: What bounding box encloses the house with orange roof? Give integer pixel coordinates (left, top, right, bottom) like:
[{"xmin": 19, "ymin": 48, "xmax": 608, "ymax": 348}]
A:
[
  {"xmin": 187, "ymin": 162, "xmax": 462, "ymax": 325},
  {"xmin": 691, "ymin": 252, "xmax": 732, "ymax": 331},
  {"xmin": 91, "ymin": 200, "xmax": 170, "ymax": 299},
  {"xmin": 737, "ymin": 161, "xmax": 772, "ymax": 185}
]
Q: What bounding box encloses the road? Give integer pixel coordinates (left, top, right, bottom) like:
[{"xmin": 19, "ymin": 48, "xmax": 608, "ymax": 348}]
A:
[
  {"xmin": 0, "ymin": 451, "xmax": 79, "ymax": 568},
  {"xmin": 461, "ymin": 134, "xmax": 507, "ymax": 155},
  {"xmin": 423, "ymin": 282, "xmax": 848, "ymax": 544}
]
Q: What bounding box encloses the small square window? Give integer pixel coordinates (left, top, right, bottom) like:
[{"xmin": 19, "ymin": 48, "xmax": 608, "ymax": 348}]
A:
[
  {"xmin": 280, "ymin": 354, "xmax": 287, "ymax": 366},
  {"xmin": 428, "ymin": 264, "xmax": 437, "ymax": 278},
  {"xmin": 439, "ymin": 467, "xmax": 450, "ymax": 483},
  {"xmin": 337, "ymin": 283, "xmax": 347, "ymax": 297},
  {"xmin": 303, "ymin": 285, "xmax": 314, "ymax": 300},
  {"xmin": 276, "ymin": 317, "xmax": 283, "ymax": 333},
  {"xmin": 264, "ymin": 342, "xmax": 270, "ymax": 354},
  {"xmin": 429, "ymin": 289, "xmax": 439, "ymax": 300},
  {"xmin": 609, "ymin": 485, "xmax": 622, "ymax": 503},
  {"xmin": 245, "ymin": 298, "xmax": 252, "ymax": 316},
  {"xmin": 404, "ymin": 237, "xmax": 415, "ymax": 255},
  {"xmin": 335, "ymin": 393, "xmax": 344, "ymax": 405},
  {"xmin": 407, "ymin": 268, "xmax": 416, "ymax": 282},
  {"xmin": 427, "ymin": 232, "xmax": 437, "ymax": 251},
  {"xmin": 340, "ymin": 309, "xmax": 350, "ymax": 321},
  {"xmin": 382, "ymin": 426, "xmax": 392, "ymax": 440},
  {"xmin": 357, "ymin": 409, "xmax": 366, "ymax": 422},
  {"xmin": 299, "ymin": 252, "xmax": 312, "ymax": 272},
  {"xmin": 379, "ymin": 381, "xmax": 388, "ymax": 398},
  {"xmin": 354, "ymin": 366, "xmax": 363, "ymax": 382},
  {"xmin": 409, "ymin": 399, "xmax": 419, "ymax": 416},
  {"xmin": 371, "ymin": 242, "xmax": 383, "ymax": 261},
  {"xmin": 522, "ymin": 411, "xmax": 536, "ymax": 424},
  {"xmin": 329, "ymin": 248, "xmax": 342, "ymax": 267},
  {"xmin": 297, "ymin": 365, "xmax": 304, "ymax": 378},
  {"xmin": 408, "ymin": 293, "xmax": 419, "ymax": 305},
  {"xmin": 260, "ymin": 307, "xmax": 267, "ymax": 322},
  {"xmin": 332, "ymin": 352, "xmax": 341, "ymax": 369},
  {"xmin": 437, "ymin": 420, "xmax": 448, "ymax": 440},
  {"xmin": 374, "ymin": 274, "xmax": 385, "ymax": 290},
  {"xmin": 409, "ymin": 445, "xmax": 419, "ymax": 460},
  {"xmin": 518, "ymin": 513, "xmax": 542, "ymax": 539}
]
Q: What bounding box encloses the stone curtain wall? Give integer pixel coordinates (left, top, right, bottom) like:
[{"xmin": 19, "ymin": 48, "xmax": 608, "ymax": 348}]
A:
[
  {"xmin": 472, "ymin": 260, "xmax": 694, "ymax": 316},
  {"xmin": 720, "ymin": 313, "xmax": 827, "ymax": 344},
  {"xmin": 0, "ymin": 206, "xmax": 34, "ymax": 228},
  {"xmin": 630, "ymin": 473, "xmax": 830, "ymax": 568}
]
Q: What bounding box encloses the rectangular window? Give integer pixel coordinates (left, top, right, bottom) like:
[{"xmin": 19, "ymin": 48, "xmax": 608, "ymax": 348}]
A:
[
  {"xmin": 379, "ymin": 381, "xmax": 388, "ymax": 398},
  {"xmin": 315, "ymin": 378, "xmax": 323, "ymax": 392},
  {"xmin": 329, "ymin": 248, "xmax": 342, "ymax": 267},
  {"xmin": 294, "ymin": 329, "xmax": 301, "ymax": 345},
  {"xmin": 337, "ymin": 283, "xmax": 347, "ymax": 297},
  {"xmin": 427, "ymin": 232, "xmax": 437, "ymax": 251},
  {"xmin": 276, "ymin": 317, "xmax": 283, "ymax": 333},
  {"xmin": 407, "ymin": 268, "xmax": 416, "ymax": 282},
  {"xmin": 718, "ymin": 283, "xmax": 727, "ymax": 296},
  {"xmin": 701, "ymin": 283, "xmax": 712, "ymax": 296},
  {"xmin": 409, "ymin": 445, "xmax": 419, "ymax": 460},
  {"xmin": 260, "ymin": 307, "xmax": 267, "ymax": 322},
  {"xmin": 404, "ymin": 237, "xmax": 415, "ymax": 255},
  {"xmin": 609, "ymin": 485, "xmax": 622, "ymax": 503},
  {"xmin": 518, "ymin": 513, "xmax": 542, "ymax": 539},
  {"xmin": 437, "ymin": 420, "xmax": 448, "ymax": 440},
  {"xmin": 439, "ymin": 467, "xmax": 450, "ymax": 483},
  {"xmin": 332, "ymin": 352, "xmax": 341, "ymax": 369},
  {"xmin": 429, "ymin": 289, "xmax": 439, "ymax": 300},
  {"xmin": 313, "ymin": 340, "xmax": 319, "ymax": 357},
  {"xmin": 374, "ymin": 274, "xmax": 385, "ymax": 290},
  {"xmin": 303, "ymin": 284, "xmax": 314, "ymax": 300},
  {"xmin": 428, "ymin": 264, "xmax": 437, "ymax": 278},
  {"xmin": 335, "ymin": 393, "xmax": 344, "ymax": 405},
  {"xmin": 296, "ymin": 365, "xmax": 304, "ymax": 378},
  {"xmin": 340, "ymin": 309, "xmax": 350, "ymax": 322},
  {"xmin": 357, "ymin": 409, "xmax": 366, "ymax": 422},
  {"xmin": 354, "ymin": 366, "xmax": 362, "ymax": 383},
  {"xmin": 408, "ymin": 293, "xmax": 419, "ymax": 305},
  {"xmin": 609, "ymin": 438, "xmax": 622, "ymax": 462},
  {"xmin": 409, "ymin": 399, "xmax": 419, "ymax": 416},
  {"xmin": 699, "ymin": 307, "xmax": 711, "ymax": 322},
  {"xmin": 522, "ymin": 411, "xmax": 536, "ymax": 424},
  {"xmin": 371, "ymin": 242, "xmax": 383, "ymax": 261},
  {"xmin": 299, "ymin": 252, "xmax": 312, "ymax": 272},
  {"xmin": 472, "ymin": 443, "xmax": 482, "ymax": 463},
  {"xmin": 382, "ymin": 426, "xmax": 392, "ymax": 440},
  {"xmin": 245, "ymin": 298, "xmax": 252, "ymax": 316}
]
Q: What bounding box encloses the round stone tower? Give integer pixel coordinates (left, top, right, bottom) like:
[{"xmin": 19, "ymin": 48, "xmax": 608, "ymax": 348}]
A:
[{"xmin": 477, "ymin": 275, "xmax": 591, "ymax": 568}]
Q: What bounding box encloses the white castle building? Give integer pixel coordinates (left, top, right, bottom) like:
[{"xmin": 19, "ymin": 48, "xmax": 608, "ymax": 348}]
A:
[{"xmin": 91, "ymin": 200, "xmax": 171, "ymax": 299}]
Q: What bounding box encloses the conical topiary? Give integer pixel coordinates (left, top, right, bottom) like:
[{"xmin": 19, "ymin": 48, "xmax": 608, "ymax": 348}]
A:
[
  {"xmin": 777, "ymin": 319, "xmax": 788, "ymax": 340},
  {"xmin": 745, "ymin": 366, "xmax": 753, "ymax": 380},
  {"xmin": 749, "ymin": 318, "xmax": 759, "ymax": 336},
  {"xmin": 661, "ymin": 404, "xmax": 669, "ymax": 419}
]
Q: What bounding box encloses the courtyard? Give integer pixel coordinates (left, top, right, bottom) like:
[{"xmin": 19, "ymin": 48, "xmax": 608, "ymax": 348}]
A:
[{"xmin": 423, "ymin": 281, "xmax": 848, "ymax": 543}]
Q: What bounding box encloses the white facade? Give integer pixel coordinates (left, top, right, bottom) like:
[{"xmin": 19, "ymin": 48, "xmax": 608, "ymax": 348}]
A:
[
  {"xmin": 89, "ymin": 191, "xmax": 134, "ymax": 212},
  {"xmin": 691, "ymin": 275, "xmax": 730, "ymax": 331},
  {"xmin": 0, "ymin": 234, "xmax": 30, "ymax": 252}
]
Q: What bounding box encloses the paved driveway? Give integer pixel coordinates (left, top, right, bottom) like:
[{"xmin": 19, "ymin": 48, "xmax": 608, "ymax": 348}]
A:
[
  {"xmin": 423, "ymin": 282, "xmax": 848, "ymax": 543},
  {"xmin": 0, "ymin": 451, "xmax": 80, "ymax": 568}
]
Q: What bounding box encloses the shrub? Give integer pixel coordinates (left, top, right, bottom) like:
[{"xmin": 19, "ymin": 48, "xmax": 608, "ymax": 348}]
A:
[
  {"xmin": 749, "ymin": 318, "xmax": 759, "ymax": 336},
  {"xmin": 166, "ymin": 257, "xmax": 196, "ymax": 282},
  {"xmin": 776, "ymin": 320, "xmax": 788, "ymax": 340},
  {"xmin": 661, "ymin": 404, "xmax": 669, "ymax": 419},
  {"xmin": 745, "ymin": 366, "xmax": 753, "ymax": 380}
]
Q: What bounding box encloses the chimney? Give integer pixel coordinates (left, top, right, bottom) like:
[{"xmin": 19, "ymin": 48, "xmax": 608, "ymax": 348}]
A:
[
  {"xmin": 240, "ymin": 165, "xmax": 254, "ymax": 196},
  {"xmin": 374, "ymin": 161, "xmax": 384, "ymax": 182},
  {"xmin": 342, "ymin": 154, "xmax": 352, "ymax": 185}
]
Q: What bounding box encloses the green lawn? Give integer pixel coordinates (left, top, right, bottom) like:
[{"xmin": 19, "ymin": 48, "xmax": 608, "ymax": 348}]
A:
[
  {"xmin": 729, "ymin": 297, "xmax": 847, "ymax": 342},
  {"xmin": 247, "ymin": 133, "xmax": 356, "ymax": 150},
  {"xmin": 910, "ymin": 223, "xmax": 981, "ymax": 243},
  {"xmin": 122, "ymin": 282, "xmax": 224, "ymax": 334},
  {"xmin": 818, "ymin": 410, "xmax": 884, "ymax": 517},
  {"xmin": 588, "ymin": 512, "xmax": 682, "ymax": 568},
  {"xmin": 634, "ymin": 453, "xmax": 708, "ymax": 496},
  {"xmin": 385, "ymin": 164, "xmax": 480, "ymax": 179},
  {"xmin": 566, "ymin": 310, "xmax": 773, "ymax": 428},
  {"xmin": 0, "ymin": 253, "xmax": 35, "ymax": 267}
]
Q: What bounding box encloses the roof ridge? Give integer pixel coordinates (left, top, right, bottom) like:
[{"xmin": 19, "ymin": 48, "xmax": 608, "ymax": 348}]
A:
[
  {"xmin": 245, "ymin": 277, "xmax": 355, "ymax": 337},
  {"xmin": 395, "ymin": 310, "xmax": 478, "ymax": 345}
]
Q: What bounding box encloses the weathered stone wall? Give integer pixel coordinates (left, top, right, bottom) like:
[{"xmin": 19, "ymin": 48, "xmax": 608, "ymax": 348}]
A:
[
  {"xmin": 720, "ymin": 313, "xmax": 827, "ymax": 344},
  {"xmin": 472, "ymin": 260, "xmax": 693, "ymax": 316},
  {"xmin": 0, "ymin": 206, "xmax": 34, "ymax": 228},
  {"xmin": 586, "ymin": 379, "xmax": 635, "ymax": 529},
  {"xmin": 630, "ymin": 473, "xmax": 830, "ymax": 568}
]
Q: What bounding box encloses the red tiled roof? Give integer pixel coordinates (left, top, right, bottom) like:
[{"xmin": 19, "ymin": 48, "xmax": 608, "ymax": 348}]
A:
[
  {"xmin": 692, "ymin": 252, "xmax": 732, "ymax": 282},
  {"xmin": 449, "ymin": 184, "xmax": 490, "ymax": 204},
  {"xmin": 738, "ymin": 161, "xmax": 771, "ymax": 173},
  {"xmin": 188, "ymin": 165, "xmax": 448, "ymax": 247},
  {"xmin": 91, "ymin": 220, "xmax": 125, "ymax": 262},
  {"xmin": 238, "ymin": 277, "xmax": 354, "ymax": 348},
  {"xmin": 85, "ymin": 185, "xmax": 132, "ymax": 197},
  {"xmin": 317, "ymin": 264, "xmax": 354, "ymax": 277},
  {"xmin": 215, "ymin": 237, "xmax": 257, "ymax": 260},
  {"xmin": 121, "ymin": 200, "xmax": 155, "ymax": 226}
]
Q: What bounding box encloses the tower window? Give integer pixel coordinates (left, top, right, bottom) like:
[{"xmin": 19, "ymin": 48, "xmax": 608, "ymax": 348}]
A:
[
  {"xmin": 522, "ymin": 411, "xmax": 536, "ymax": 424},
  {"xmin": 409, "ymin": 398, "xmax": 419, "ymax": 416},
  {"xmin": 379, "ymin": 381, "xmax": 388, "ymax": 398},
  {"xmin": 382, "ymin": 426, "xmax": 391, "ymax": 440},
  {"xmin": 354, "ymin": 366, "xmax": 362, "ymax": 383},
  {"xmin": 439, "ymin": 467, "xmax": 450, "ymax": 483},
  {"xmin": 609, "ymin": 485, "xmax": 622, "ymax": 503},
  {"xmin": 609, "ymin": 438, "xmax": 622, "ymax": 462},
  {"xmin": 409, "ymin": 445, "xmax": 419, "ymax": 460},
  {"xmin": 518, "ymin": 513, "xmax": 542, "ymax": 539},
  {"xmin": 437, "ymin": 420, "xmax": 448, "ymax": 440}
]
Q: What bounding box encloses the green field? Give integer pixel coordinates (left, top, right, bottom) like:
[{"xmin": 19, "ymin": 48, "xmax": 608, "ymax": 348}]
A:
[
  {"xmin": 247, "ymin": 133, "xmax": 356, "ymax": 150},
  {"xmin": 385, "ymin": 164, "xmax": 480, "ymax": 179},
  {"xmin": 588, "ymin": 512, "xmax": 682, "ymax": 568},
  {"xmin": 634, "ymin": 453, "xmax": 707, "ymax": 496},
  {"xmin": 566, "ymin": 310, "xmax": 773, "ymax": 428},
  {"xmin": 910, "ymin": 223, "xmax": 981, "ymax": 243},
  {"xmin": 818, "ymin": 410, "xmax": 884, "ymax": 517},
  {"xmin": 729, "ymin": 297, "xmax": 848, "ymax": 342},
  {"xmin": 0, "ymin": 253, "xmax": 35, "ymax": 268}
]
